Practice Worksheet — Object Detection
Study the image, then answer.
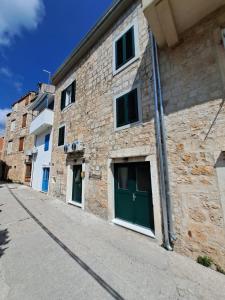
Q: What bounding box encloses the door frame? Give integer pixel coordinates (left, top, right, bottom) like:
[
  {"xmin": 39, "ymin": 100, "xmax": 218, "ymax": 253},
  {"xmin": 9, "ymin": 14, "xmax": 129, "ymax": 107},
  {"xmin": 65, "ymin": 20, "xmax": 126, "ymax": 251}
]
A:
[
  {"xmin": 66, "ymin": 160, "xmax": 86, "ymax": 209},
  {"xmin": 107, "ymin": 154, "xmax": 163, "ymax": 243}
]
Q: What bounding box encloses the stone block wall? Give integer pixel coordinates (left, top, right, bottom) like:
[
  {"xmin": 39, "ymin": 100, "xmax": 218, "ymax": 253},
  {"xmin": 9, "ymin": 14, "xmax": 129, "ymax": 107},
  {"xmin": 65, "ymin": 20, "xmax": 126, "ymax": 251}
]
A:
[
  {"xmin": 3, "ymin": 93, "xmax": 35, "ymax": 184},
  {"xmin": 50, "ymin": 1, "xmax": 158, "ymax": 219},
  {"xmin": 159, "ymin": 6, "xmax": 225, "ymax": 268}
]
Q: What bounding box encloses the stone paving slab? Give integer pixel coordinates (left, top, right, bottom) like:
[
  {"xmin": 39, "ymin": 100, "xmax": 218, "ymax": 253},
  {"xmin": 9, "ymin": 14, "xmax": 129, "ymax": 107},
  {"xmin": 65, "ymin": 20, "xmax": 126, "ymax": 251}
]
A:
[{"xmin": 0, "ymin": 183, "xmax": 225, "ymax": 300}]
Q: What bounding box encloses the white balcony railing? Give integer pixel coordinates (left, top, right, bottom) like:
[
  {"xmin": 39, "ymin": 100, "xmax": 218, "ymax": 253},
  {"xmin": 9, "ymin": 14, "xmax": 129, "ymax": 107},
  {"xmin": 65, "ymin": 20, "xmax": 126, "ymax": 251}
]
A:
[{"xmin": 30, "ymin": 108, "xmax": 54, "ymax": 135}]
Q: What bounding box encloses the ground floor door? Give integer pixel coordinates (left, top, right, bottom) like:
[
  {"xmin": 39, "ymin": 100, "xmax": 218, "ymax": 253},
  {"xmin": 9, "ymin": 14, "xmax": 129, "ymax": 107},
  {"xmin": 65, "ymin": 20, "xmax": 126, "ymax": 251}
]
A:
[
  {"xmin": 42, "ymin": 167, "xmax": 50, "ymax": 193},
  {"xmin": 25, "ymin": 163, "xmax": 32, "ymax": 183},
  {"xmin": 72, "ymin": 165, "xmax": 82, "ymax": 204},
  {"xmin": 114, "ymin": 162, "xmax": 154, "ymax": 231}
]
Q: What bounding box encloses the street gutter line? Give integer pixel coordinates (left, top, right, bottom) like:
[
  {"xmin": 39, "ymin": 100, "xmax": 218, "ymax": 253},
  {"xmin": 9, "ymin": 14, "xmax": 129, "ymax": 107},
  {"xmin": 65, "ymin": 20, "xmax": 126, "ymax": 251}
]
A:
[{"xmin": 7, "ymin": 185, "xmax": 125, "ymax": 300}]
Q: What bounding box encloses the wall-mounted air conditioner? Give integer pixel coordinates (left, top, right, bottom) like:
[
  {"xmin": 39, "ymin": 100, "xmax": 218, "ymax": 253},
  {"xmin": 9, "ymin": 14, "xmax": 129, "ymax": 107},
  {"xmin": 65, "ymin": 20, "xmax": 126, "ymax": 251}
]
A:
[{"xmin": 71, "ymin": 141, "xmax": 84, "ymax": 152}]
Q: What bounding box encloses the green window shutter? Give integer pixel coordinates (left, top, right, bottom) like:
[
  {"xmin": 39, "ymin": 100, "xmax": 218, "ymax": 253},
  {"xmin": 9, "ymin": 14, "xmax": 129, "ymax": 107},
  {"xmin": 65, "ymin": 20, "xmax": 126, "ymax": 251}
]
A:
[
  {"xmin": 61, "ymin": 90, "xmax": 66, "ymax": 110},
  {"xmin": 128, "ymin": 89, "xmax": 138, "ymax": 124},
  {"xmin": 71, "ymin": 80, "xmax": 76, "ymax": 103},
  {"xmin": 125, "ymin": 27, "xmax": 135, "ymax": 62},
  {"xmin": 116, "ymin": 88, "xmax": 139, "ymax": 128},
  {"xmin": 116, "ymin": 36, "xmax": 124, "ymax": 70},
  {"xmin": 115, "ymin": 26, "xmax": 135, "ymax": 70},
  {"xmin": 116, "ymin": 95, "xmax": 126, "ymax": 127}
]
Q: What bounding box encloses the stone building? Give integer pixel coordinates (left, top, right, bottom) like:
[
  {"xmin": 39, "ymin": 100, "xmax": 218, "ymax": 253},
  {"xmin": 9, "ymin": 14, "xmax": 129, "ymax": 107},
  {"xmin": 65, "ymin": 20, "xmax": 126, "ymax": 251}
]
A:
[
  {"xmin": 144, "ymin": 0, "xmax": 225, "ymax": 267},
  {"xmin": 49, "ymin": 0, "xmax": 225, "ymax": 268},
  {"xmin": 3, "ymin": 92, "xmax": 36, "ymax": 184},
  {"xmin": 0, "ymin": 136, "xmax": 4, "ymax": 160},
  {"xmin": 50, "ymin": 0, "xmax": 162, "ymax": 241}
]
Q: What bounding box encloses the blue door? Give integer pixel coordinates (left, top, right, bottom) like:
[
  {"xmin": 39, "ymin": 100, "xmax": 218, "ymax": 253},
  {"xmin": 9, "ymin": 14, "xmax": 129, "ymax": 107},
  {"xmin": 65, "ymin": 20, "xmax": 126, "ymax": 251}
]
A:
[{"xmin": 42, "ymin": 168, "xmax": 50, "ymax": 192}]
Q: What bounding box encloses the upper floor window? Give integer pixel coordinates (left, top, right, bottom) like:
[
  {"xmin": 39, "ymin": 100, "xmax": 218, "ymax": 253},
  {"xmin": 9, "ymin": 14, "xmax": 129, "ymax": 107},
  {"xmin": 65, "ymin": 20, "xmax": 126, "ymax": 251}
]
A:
[
  {"xmin": 44, "ymin": 134, "xmax": 50, "ymax": 151},
  {"xmin": 58, "ymin": 125, "xmax": 65, "ymax": 146},
  {"xmin": 61, "ymin": 81, "xmax": 76, "ymax": 111},
  {"xmin": 113, "ymin": 22, "xmax": 139, "ymax": 74},
  {"xmin": 11, "ymin": 120, "xmax": 16, "ymax": 132},
  {"xmin": 19, "ymin": 137, "xmax": 25, "ymax": 152},
  {"xmin": 22, "ymin": 113, "xmax": 27, "ymax": 128},
  {"xmin": 115, "ymin": 88, "xmax": 141, "ymax": 129},
  {"xmin": 7, "ymin": 140, "xmax": 13, "ymax": 154}
]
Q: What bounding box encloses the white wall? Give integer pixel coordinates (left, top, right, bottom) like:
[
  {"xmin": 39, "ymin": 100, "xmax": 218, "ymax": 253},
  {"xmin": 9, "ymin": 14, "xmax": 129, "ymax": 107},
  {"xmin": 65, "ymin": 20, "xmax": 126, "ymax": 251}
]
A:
[{"xmin": 31, "ymin": 128, "xmax": 52, "ymax": 191}]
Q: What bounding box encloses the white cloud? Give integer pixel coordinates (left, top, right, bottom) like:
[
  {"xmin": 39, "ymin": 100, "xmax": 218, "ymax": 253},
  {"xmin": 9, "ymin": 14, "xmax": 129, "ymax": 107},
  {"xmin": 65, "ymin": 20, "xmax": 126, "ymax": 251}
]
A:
[
  {"xmin": 0, "ymin": 108, "xmax": 11, "ymax": 135},
  {"xmin": 0, "ymin": 67, "xmax": 12, "ymax": 77},
  {"xmin": 0, "ymin": 0, "xmax": 44, "ymax": 46}
]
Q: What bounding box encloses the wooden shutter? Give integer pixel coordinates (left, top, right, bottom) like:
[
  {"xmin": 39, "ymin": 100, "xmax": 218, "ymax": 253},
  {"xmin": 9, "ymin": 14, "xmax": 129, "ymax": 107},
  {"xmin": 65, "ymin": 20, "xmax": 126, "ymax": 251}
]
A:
[
  {"xmin": 58, "ymin": 126, "xmax": 65, "ymax": 146},
  {"xmin": 19, "ymin": 137, "xmax": 24, "ymax": 151},
  {"xmin": 61, "ymin": 90, "xmax": 66, "ymax": 110},
  {"xmin": 22, "ymin": 114, "xmax": 27, "ymax": 128}
]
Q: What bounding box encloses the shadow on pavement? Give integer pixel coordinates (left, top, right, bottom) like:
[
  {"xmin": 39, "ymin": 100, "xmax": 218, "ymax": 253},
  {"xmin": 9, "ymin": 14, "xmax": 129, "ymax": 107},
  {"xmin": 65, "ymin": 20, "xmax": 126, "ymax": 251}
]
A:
[{"xmin": 0, "ymin": 228, "xmax": 10, "ymax": 258}]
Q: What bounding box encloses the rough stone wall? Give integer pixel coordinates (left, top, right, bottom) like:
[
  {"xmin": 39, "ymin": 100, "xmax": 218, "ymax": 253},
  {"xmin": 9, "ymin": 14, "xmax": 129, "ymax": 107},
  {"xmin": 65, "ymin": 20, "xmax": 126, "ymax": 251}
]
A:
[
  {"xmin": 3, "ymin": 94, "xmax": 35, "ymax": 184},
  {"xmin": 50, "ymin": 1, "xmax": 157, "ymax": 219},
  {"xmin": 160, "ymin": 7, "xmax": 225, "ymax": 268},
  {"xmin": 0, "ymin": 137, "xmax": 4, "ymax": 160}
]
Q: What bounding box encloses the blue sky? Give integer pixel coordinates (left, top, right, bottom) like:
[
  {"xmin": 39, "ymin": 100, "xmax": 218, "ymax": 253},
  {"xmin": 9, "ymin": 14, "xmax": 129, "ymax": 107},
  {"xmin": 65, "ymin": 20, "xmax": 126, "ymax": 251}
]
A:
[{"xmin": 0, "ymin": 0, "xmax": 113, "ymax": 134}]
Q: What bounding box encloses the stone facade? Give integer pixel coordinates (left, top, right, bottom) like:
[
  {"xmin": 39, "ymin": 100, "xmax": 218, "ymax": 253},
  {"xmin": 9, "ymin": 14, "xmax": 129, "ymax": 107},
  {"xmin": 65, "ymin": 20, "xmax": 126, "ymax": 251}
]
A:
[
  {"xmin": 3, "ymin": 93, "xmax": 36, "ymax": 184},
  {"xmin": 50, "ymin": 1, "xmax": 162, "ymax": 239},
  {"xmin": 159, "ymin": 6, "xmax": 225, "ymax": 268},
  {"xmin": 0, "ymin": 136, "xmax": 4, "ymax": 160}
]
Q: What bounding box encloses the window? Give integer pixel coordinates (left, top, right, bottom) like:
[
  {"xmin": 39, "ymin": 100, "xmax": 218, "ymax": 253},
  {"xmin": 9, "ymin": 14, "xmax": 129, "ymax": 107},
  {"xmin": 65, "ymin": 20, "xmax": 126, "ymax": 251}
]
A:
[
  {"xmin": 61, "ymin": 81, "xmax": 76, "ymax": 110},
  {"xmin": 58, "ymin": 126, "xmax": 65, "ymax": 146},
  {"xmin": 116, "ymin": 88, "xmax": 139, "ymax": 128},
  {"xmin": 44, "ymin": 134, "xmax": 50, "ymax": 151},
  {"xmin": 118, "ymin": 166, "xmax": 128, "ymax": 190},
  {"xmin": 7, "ymin": 140, "xmax": 13, "ymax": 154},
  {"xmin": 114, "ymin": 25, "xmax": 137, "ymax": 72},
  {"xmin": 11, "ymin": 120, "xmax": 16, "ymax": 132},
  {"xmin": 22, "ymin": 114, "xmax": 27, "ymax": 128},
  {"xmin": 19, "ymin": 137, "xmax": 24, "ymax": 152}
]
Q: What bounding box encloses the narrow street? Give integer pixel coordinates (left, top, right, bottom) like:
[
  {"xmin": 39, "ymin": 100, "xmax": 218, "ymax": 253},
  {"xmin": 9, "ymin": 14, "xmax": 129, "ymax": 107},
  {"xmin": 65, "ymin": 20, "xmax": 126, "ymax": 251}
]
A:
[{"xmin": 0, "ymin": 183, "xmax": 224, "ymax": 300}]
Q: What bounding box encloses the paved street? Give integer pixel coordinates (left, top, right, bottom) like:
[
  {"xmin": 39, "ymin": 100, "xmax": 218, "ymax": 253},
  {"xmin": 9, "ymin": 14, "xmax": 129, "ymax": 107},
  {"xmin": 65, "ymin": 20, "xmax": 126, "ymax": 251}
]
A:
[{"xmin": 0, "ymin": 183, "xmax": 225, "ymax": 300}]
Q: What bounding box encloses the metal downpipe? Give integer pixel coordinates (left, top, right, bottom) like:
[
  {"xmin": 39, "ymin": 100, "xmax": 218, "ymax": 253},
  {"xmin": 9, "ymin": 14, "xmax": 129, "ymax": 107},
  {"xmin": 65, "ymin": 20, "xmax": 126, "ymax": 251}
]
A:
[
  {"xmin": 150, "ymin": 31, "xmax": 172, "ymax": 250},
  {"xmin": 153, "ymin": 35, "xmax": 176, "ymax": 243}
]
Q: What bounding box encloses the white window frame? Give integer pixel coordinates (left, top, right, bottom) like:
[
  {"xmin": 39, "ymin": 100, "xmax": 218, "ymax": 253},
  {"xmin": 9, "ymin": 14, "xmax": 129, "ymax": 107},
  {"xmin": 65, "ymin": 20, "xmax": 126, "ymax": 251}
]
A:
[
  {"xmin": 113, "ymin": 85, "xmax": 142, "ymax": 131},
  {"xmin": 58, "ymin": 124, "xmax": 66, "ymax": 148},
  {"xmin": 112, "ymin": 19, "xmax": 140, "ymax": 76}
]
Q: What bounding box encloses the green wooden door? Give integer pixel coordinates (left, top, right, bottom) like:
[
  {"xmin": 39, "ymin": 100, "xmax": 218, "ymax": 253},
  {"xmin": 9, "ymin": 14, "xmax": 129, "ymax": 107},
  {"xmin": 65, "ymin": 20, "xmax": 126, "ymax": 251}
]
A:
[
  {"xmin": 115, "ymin": 162, "xmax": 154, "ymax": 231},
  {"xmin": 72, "ymin": 165, "xmax": 82, "ymax": 204}
]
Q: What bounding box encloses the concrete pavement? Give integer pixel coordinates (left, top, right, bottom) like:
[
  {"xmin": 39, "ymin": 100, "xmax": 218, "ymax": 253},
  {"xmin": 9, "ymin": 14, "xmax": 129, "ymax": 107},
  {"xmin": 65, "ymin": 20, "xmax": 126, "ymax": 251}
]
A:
[{"xmin": 0, "ymin": 183, "xmax": 224, "ymax": 300}]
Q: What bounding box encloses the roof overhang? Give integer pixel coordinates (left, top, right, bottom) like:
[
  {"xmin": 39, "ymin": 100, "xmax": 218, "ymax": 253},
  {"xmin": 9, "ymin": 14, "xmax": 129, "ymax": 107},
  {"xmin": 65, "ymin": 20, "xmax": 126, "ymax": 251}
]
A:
[
  {"xmin": 52, "ymin": 0, "xmax": 134, "ymax": 85},
  {"xmin": 143, "ymin": 0, "xmax": 225, "ymax": 48}
]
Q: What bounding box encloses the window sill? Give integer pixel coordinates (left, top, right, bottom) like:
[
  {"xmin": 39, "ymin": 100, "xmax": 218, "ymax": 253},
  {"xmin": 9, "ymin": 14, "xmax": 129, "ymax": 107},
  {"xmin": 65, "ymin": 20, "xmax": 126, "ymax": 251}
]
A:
[
  {"xmin": 61, "ymin": 103, "xmax": 74, "ymax": 113},
  {"xmin": 114, "ymin": 121, "xmax": 142, "ymax": 132},
  {"xmin": 113, "ymin": 56, "xmax": 140, "ymax": 77}
]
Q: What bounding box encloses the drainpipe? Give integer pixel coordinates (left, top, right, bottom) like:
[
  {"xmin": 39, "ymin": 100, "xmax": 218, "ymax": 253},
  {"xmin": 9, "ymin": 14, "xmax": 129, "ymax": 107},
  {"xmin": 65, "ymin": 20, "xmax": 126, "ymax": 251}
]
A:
[{"xmin": 150, "ymin": 31, "xmax": 175, "ymax": 250}]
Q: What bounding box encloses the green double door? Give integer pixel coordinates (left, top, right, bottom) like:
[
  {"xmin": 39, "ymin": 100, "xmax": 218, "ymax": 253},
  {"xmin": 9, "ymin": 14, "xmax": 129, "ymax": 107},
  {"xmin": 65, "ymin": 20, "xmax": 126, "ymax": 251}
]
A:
[
  {"xmin": 115, "ymin": 162, "xmax": 154, "ymax": 231},
  {"xmin": 72, "ymin": 165, "xmax": 82, "ymax": 204}
]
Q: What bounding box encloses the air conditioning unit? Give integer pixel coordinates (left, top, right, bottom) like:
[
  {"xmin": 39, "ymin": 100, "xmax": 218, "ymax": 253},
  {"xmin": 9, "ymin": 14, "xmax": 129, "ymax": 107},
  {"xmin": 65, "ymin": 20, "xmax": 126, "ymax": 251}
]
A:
[
  {"xmin": 71, "ymin": 141, "xmax": 84, "ymax": 152},
  {"xmin": 64, "ymin": 144, "xmax": 70, "ymax": 153}
]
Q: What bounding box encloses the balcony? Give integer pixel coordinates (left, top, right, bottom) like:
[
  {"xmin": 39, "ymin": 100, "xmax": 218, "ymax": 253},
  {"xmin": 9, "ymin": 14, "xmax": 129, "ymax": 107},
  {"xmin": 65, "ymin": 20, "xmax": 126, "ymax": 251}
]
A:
[
  {"xmin": 30, "ymin": 108, "xmax": 54, "ymax": 135},
  {"xmin": 143, "ymin": 0, "xmax": 225, "ymax": 48}
]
